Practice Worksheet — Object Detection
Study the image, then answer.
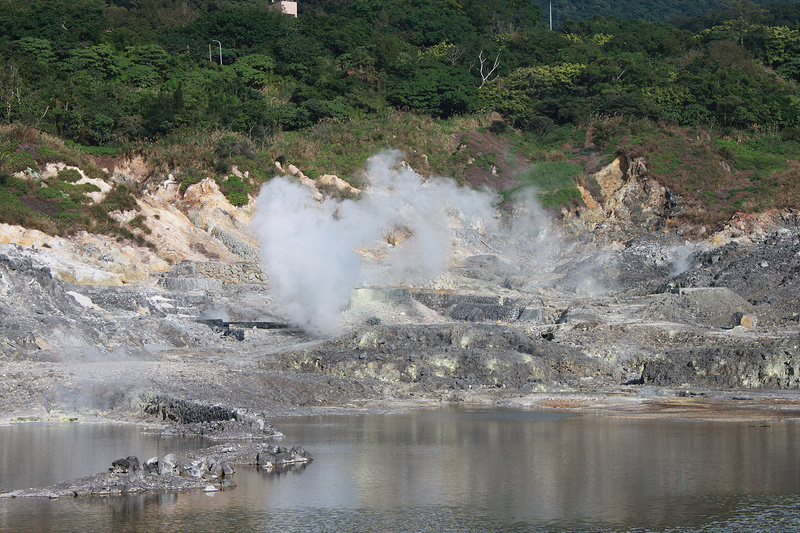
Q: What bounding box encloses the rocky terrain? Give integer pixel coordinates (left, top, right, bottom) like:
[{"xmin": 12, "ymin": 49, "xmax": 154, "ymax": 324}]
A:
[{"xmin": 1, "ymin": 151, "xmax": 800, "ymax": 441}]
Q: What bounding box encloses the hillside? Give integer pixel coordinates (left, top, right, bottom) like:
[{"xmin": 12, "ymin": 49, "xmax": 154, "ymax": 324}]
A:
[
  {"xmin": 1, "ymin": 132, "xmax": 800, "ymax": 427},
  {"xmin": 542, "ymin": 0, "xmax": 800, "ymax": 28}
]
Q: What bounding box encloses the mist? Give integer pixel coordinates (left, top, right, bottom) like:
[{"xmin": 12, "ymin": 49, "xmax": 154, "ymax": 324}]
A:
[
  {"xmin": 503, "ymin": 188, "xmax": 559, "ymax": 267},
  {"xmin": 252, "ymin": 151, "xmax": 496, "ymax": 334}
]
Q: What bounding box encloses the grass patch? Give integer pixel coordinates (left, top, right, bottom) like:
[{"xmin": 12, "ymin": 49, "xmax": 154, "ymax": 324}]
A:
[
  {"xmin": 714, "ymin": 137, "xmax": 793, "ymax": 177},
  {"xmin": 64, "ymin": 141, "xmax": 124, "ymax": 157},
  {"xmin": 267, "ymin": 111, "xmax": 502, "ymax": 183},
  {"xmin": 500, "ymin": 161, "xmax": 584, "ymax": 209},
  {"xmin": 516, "ymin": 161, "xmax": 583, "ymax": 191},
  {"xmin": 56, "ymin": 168, "xmax": 83, "ymax": 182},
  {"xmin": 216, "ymin": 174, "xmax": 250, "ymax": 206},
  {"xmin": 538, "ymin": 187, "xmax": 584, "ymax": 209},
  {"xmin": 179, "ymin": 174, "xmax": 203, "ymax": 193}
]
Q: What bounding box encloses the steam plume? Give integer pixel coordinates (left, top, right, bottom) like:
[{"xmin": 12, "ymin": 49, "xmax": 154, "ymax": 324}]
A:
[{"xmin": 252, "ymin": 151, "xmax": 496, "ymax": 334}]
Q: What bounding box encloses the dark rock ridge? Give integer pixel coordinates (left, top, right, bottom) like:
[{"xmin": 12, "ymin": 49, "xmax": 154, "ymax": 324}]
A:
[
  {"xmin": 411, "ymin": 289, "xmax": 543, "ymax": 323},
  {"xmin": 673, "ymin": 232, "xmax": 800, "ymax": 309},
  {"xmin": 640, "ymin": 287, "xmax": 756, "ymax": 329},
  {"xmin": 139, "ymin": 395, "xmax": 284, "ymax": 439},
  {"xmin": 642, "ymin": 336, "xmax": 800, "ymax": 388},
  {"xmin": 197, "ymin": 318, "xmax": 291, "ymax": 342}
]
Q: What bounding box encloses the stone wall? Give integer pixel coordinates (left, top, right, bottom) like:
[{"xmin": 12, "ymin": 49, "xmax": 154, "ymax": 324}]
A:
[{"xmin": 170, "ymin": 260, "xmax": 265, "ymax": 284}]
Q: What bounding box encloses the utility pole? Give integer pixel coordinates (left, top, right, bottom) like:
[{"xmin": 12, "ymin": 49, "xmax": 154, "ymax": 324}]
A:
[
  {"xmin": 211, "ymin": 40, "xmax": 222, "ymax": 65},
  {"xmin": 550, "ymin": 1, "xmax": 553, "ymax": 30}
]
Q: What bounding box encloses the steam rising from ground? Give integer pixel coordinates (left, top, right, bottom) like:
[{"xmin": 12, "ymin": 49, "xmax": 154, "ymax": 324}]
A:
[
  {"xmin": 253, "ymin": 151, "xmax": 496, "ymax": 334},
  {"xmin": 253, "ymin": 151, "xmax": 698, "ymax": 334},
  {"xmin": 503, "ymin": 189, "xmax": 559, "ymax": 267}
]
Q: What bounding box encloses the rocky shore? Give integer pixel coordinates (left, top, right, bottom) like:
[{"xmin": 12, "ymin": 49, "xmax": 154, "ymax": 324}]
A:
[{"xmin": 1, "ymin": 443, "xmax": 312, "ymax": 499}]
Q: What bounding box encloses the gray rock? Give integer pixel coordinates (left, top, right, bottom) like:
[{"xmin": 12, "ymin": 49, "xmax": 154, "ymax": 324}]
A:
[
  {"xmin": 159, "ymin": 454, "xmax": 178, "ymax": 475},
  {"xmin": 143, "ymin": 457, "xmax": 159, "ymax": 474},
  {"xmin": 518, "ymin": 307, "xmax": 543, "ymax": 323},
  {"xmin": 211, "ymin": 228, "xmax": 261, "ymax": 262},
  {"xmin": 465, "ymin": 307, "xmax": 486, "ymax": 322},
  {"xmin": 256, "ymin": 444, "xmax": 313, "ymax": 468}
]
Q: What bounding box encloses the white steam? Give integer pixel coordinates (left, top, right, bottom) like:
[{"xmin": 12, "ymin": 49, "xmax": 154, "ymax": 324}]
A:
[
  {"xmin": 252, "ymin": 151, "xmax": 496, "ymax": 334},
  {"xmin": 668, "ymin": 243, "xmax": 697, "ymax": 276},
  {"xmin": 503, "ymin": 189, "xmax": 559, "ymax": 267}
]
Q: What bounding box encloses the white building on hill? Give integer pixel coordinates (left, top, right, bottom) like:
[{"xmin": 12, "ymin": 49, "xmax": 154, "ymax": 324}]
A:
[{"xmin": 269, "ymin": 1, "xmax": 298, "ymax": 17}]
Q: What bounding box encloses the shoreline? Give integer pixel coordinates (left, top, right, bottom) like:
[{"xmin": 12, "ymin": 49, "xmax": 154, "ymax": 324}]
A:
[{"xmin": 3, "ymin": 382, "xmax": 800, "ymax": 427}]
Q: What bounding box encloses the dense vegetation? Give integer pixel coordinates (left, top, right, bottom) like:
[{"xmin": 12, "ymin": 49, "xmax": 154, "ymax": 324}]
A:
[
  {"xmin": 2, "ymin": 0, "xmax": 800, "ymax": 142},
  {"xmin": 0, "ymin": 0, "xmax": 799, "ymax": 239}
]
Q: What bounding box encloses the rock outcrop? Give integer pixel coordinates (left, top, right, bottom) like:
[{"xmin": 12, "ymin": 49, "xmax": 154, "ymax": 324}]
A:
[{"xmin": 568, "ymin": 154, "xmax": 676, "ymax": 243}]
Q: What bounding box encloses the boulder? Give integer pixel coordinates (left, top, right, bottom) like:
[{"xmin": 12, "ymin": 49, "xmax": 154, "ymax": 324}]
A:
[
  {"xmin": 158, "ymin": 454, "xmax": 178, "ymax": 475},
  {"xmin": 256, "ymin": 445, "xmax": 313, "ymax": 468},
  {"xmin": 518, "ymin": 307, "xmax": 544, "ymax": 323}
]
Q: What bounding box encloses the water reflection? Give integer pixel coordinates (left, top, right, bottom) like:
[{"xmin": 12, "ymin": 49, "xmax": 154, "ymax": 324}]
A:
[
  {"xmin": 269, "ymin": 407, "xmax": 800, "ymax": 529},
  {"xmin": 255, "ymin": 462, "xmax": 310, "ymax": 476},
  {"xmin": 1, "ymin": 408, "xmax": 799, "ymax": 532},
  {"xmin": 0, "ymin": 423, "xmax": 207, "ymax": 492}
]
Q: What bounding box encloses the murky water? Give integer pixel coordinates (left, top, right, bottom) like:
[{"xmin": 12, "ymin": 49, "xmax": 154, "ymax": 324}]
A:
[{"xmin": 1, "ymin": 408, "xmax": 799, "ymax": 532}]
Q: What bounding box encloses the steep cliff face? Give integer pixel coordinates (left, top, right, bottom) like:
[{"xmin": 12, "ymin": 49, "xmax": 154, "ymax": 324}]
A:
[{"xmin": 565, "ymin": 155, "xmax": 675, "ymax": 244}]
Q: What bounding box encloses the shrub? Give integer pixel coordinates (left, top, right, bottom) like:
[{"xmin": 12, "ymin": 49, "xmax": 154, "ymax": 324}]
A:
[
  {"xmin": 101, "ymin": 185, "xmax": 138, "ymax": 212},
  {"xmin": 226, "ymin": 191, "xmax": 249, "ymax": 206},
  {"xmin": 129, "ymin": 214, "xmax": 152, "ymax": 234},
  {"xmin": 36, "ymin": 186, "xmax": 65, "ymax": 200},
  {"xmin": 6, "ymin": 151, "xmax": 38, "ymax": 174},
  {"xmin": 56, "ymin": 168, "xmax": 83, "ymax": 183},
  {"xmin": 179, "ymin": 174, "xmax": 203, "ymax": 193}
]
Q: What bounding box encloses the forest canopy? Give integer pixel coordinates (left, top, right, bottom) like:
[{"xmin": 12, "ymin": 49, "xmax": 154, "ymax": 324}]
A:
[{"xmin": 1, "ymin": 0, "xmax": 800, "ymax": 147}]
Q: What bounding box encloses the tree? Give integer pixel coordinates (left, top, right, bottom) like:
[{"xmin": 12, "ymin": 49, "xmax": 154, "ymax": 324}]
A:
[
  {"xmin": 476, "ymin": 50, "xmax": 501, "ymax": 88},
  {"xmin": 389, "ymin": 64, "xmax": 479, "ymax": 118},
  {"xmin": 0, "ymin": 63, "xmax": 22, "ymax": 123},
  {"xmin": 231, "ymin": 54, "xmax": 277, "ymax": 88}
]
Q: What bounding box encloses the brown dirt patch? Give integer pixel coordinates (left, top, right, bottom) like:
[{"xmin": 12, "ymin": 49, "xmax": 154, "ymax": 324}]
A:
[
  {"xmin": 453, "ymin": 131, "xmax": 529, "ymax": 191},
  {"xmin": 21, "ymin": 196, "xmax": 59, "ymax": 217}
]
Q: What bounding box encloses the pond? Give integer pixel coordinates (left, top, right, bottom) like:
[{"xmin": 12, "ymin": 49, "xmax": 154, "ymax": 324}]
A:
[{"xmin": 1, "ymin": 407, "xmax": 799, "ymax": 532}]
